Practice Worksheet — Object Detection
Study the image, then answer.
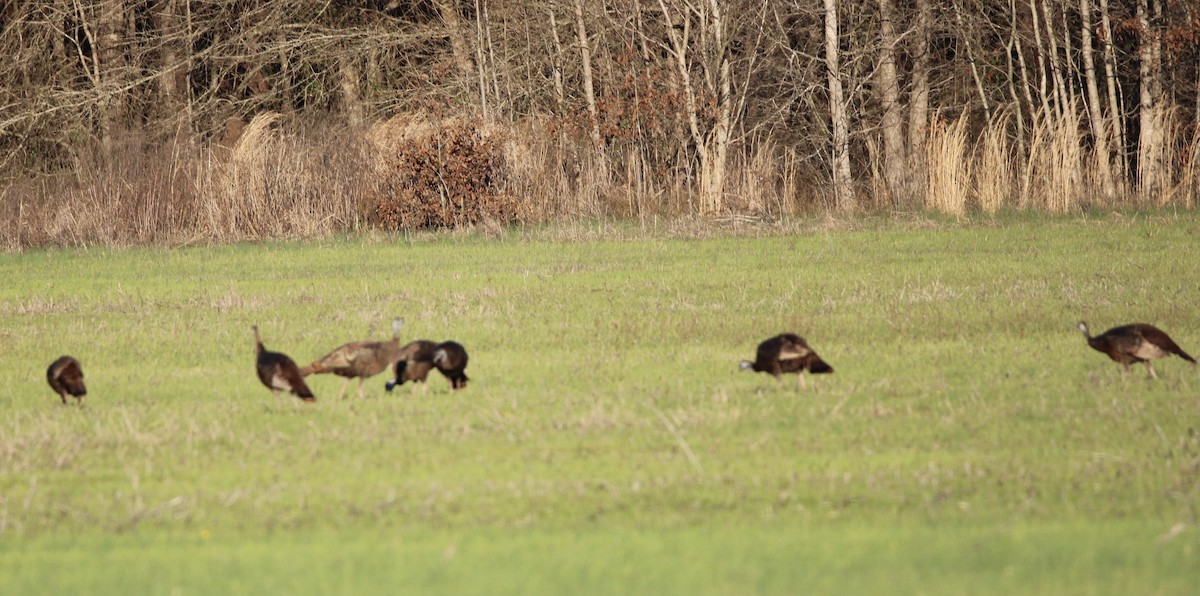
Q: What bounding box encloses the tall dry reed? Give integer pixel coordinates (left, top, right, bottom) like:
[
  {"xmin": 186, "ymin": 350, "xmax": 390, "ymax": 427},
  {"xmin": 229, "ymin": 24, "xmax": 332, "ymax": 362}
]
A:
[
  {"xmin": 974, "ymin": 110, "xmax": 1014, "ymax": 214},
  {"xmin": 1144, "ymin": 107, "xmax": 1180, "ymax": 207},
  {"xmin": 1176, "ymin": 125, "xmax": 1200, "ymax": 209},
  {"xmin": 726, "ymin": 138, "xmax": 802, "ymax": 215},
  {"xmin": 1020, "ymin": 106, "xmax": 1084, "ymax": 213},
  {"xmin": 6, "ymin": 105, "xmax": 1200, "ymax": 252},
  {"xmin": 0, "ymin": 115, "xmax": 371, "ymax": 249},
  {"xmin": 925, "ymin": 116, "xmax": 970, "ymax": 215}
]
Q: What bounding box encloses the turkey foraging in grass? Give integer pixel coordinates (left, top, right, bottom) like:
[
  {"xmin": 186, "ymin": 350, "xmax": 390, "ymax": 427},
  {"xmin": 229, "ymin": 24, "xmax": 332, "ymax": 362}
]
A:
[
  {"xmin": 384, "ymin": 339, "xmax": 437, "ymax": 394},
  {"xmin": 1077, "ymin": 321, "xmax": 1195, "ymax": 378},
  {"xmin": 739, "ymin": 333, "xmax": 833, "ymax": 389},
  {"xmin": 47, "ymin": 355, "xmax": 87, "ymax": 405},
  {"xmin": 301, "ymin": 318, "xmax": 406, "ymax": 399},
  {"xmin": 253, "ymin": 325, "xmax": 315, "ymax": 404},
  {"xmin": 432, "ymin": 341, "xmax": 469, "ymax": 390}
]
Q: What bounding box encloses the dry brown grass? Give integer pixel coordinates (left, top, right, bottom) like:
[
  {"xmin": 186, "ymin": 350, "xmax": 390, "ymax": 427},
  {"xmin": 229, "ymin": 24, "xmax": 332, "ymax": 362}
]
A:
[
  {"xmin": 0, "ymin": 114, "xmax": 371, "ymax": 249},
  {"xmin": 4, "ymin": 107, "xmax": 1200, "ymax": 251},
  {"xmin": 200, "ymin": 112, "xmax": 367, "ymax": 240},
  {"xmin": 1149, "ymin": 108, "xmax": 1185, "ymax": 208},
  {"xmin": 925, "ymin": 116, "xmax": 970, "ymax": 215},
  {"xmin": 974, "ymin": 111, "xmax": 1013, "ymax": 214},
  {"xmin": 1019, "ymin": 106, "xmax": 1084, "ymax": 213},
  {"xmin": 727, "ymin": 138, "xmax": 805, "ymax": 216},
  {"xmin": 1176, "ymin": 126, "xmax": 1200, "ymax": 210}
]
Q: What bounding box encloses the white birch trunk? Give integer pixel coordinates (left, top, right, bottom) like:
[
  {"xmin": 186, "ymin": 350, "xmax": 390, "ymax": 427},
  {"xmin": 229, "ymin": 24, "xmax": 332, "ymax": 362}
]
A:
[
  {"xmin": 825, "ymin": 0, "xmax": 854, "ymax": 210},
  {"xmin": 1080, "ymin": 0, "xmax": 1114, "ymax": 199},
  {"xmin": 908, "ymin": 0, "xmax": 931, "ymax": 205},
  {"xmin": 1040, "ymin": 0, "xmax": 1069, "ymax": 117},
  {"xmin": 698, "ymin": 0, "xmax": 730, "ymax": 214},
  {"xmin": 1099, "ymin": 0, "xmax": 1126, "ymax": 180},
  {"xmin": 96, "ymin": 0, "xmax": 126, "ymax": 151},
  {"xmin": 573, "ymin": 0, "xmax": 604, "ymax": 156},
  {"xmin": 1136, "ymin": 0, "xmax": 1160, "ymax": 201},
  {"xmin": 877, "ymin": 0, "xmax": 907, "ymax": 206}
]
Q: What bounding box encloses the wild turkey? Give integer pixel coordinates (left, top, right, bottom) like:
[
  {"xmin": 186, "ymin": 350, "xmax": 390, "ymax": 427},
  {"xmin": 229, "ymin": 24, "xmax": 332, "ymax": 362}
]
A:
[
  {"xmin": 432, "ymin": 341, "xmax": 470, "ymax": 390},
  {"xmin": 1077, "ymin": 321, "xmax": 1196, "ymax": 378},
  {"xmin": 384, "ymin": 340, "xmax": 437, "ymax": 394},
  {"xmin": 301, "ymin": 318, "xmax": 406, "ymax": 399},
  {"xmin": 47, "ymin": 355, "xmax": 87, "ymax": 405},
  {"xmin": 739, "ymin": 333, "xmax": 833, "ymax": 389},
  {"xmin": 253, "ymin": 325, "xmax": 315, "ymax": 404}
]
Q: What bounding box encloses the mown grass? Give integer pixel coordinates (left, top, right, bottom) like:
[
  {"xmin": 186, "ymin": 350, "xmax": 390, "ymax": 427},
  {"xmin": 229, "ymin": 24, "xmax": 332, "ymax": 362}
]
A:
[{"xmin": 1, "ymin": 214, "xmax": 1199, "ymax": 593}]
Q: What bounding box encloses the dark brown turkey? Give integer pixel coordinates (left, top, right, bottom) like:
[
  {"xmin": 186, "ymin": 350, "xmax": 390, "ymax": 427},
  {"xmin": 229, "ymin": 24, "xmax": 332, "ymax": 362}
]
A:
[
  {"xmin": 1077, "ymin": 321, "xmax": 1195, "ymax": 378},
  {"xmin": 47, "ymin": 355, "xmax": 87, "ymax": 405},
  {"xmin": 253, "ymin": 325, "xmax": 315, "ymax": 404},
  {"xmin": 432, "ymin": 341, "xmax": 469, "ymax": 390},
  {"xmin": 384, "ymin": 340, "xmax": 437, "ymax": 394},
  {"xmin": 739, "ymin": 333, "xmax": 833, "ymax": 389}
]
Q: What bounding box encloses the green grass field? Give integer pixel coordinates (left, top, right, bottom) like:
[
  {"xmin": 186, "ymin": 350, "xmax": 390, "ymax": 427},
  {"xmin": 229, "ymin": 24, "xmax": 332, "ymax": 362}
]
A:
[{"xmin": 2, "ymin": 215, "xmax": 1199, "ymax": 594}]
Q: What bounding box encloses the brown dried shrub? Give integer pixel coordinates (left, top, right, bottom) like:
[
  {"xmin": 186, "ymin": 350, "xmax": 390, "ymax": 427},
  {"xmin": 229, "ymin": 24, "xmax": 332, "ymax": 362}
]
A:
[{"xmin": 370, "ymin": 116, "xmax": 518, "ymax": 230}]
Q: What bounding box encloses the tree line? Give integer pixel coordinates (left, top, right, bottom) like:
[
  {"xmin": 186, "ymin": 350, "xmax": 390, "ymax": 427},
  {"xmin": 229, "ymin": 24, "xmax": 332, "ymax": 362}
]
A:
[{"xmin": 1, "ymin": 0, "xmax": 1198, "ymax": 234}]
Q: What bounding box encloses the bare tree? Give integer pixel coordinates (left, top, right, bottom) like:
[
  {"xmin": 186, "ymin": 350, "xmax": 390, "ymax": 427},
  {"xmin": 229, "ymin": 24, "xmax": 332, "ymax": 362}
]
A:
[
  {"xmin": 908, "ymin": 0, "xmax": 931, "ymax": 205},
  {"xmin": 823, "ymin": 0, "xmax": 854, "ymax": 210},
  {"xmin": 573, "ymin": 0, "xmax": 605, "ymax": 157},
  {"xmin": 655, "ymin": 0, "xmax": 744, "ymax": 214},
  {"xmin": 90, "ymin": 0, "xmax": 129, "ymax": 151},
  {"xmin": 876, "ymin": 0, "xmax": 906, "ymax": 207},
  {"xmin": 548, "ymin": 8, "xmax": 567, "ymax": 117},
  {"xmin": 1136, "ymin": 0, "xmax": 1162, "ymax": 200},
  {"xmin": 1006, "ymin": 0, "xmax": 1033, "ymax": 157},
  {"xmin": 1028, "ymin": 0, "xmax": 1053, "ymax": 115},
  {"xmin": 1080, "ymin": 0, "xmax": 1114, "ymax": 200},
  {"xmin": 153, "ymin": 0, "xmax": 185, "ymax": 114},
  {"xmin": 1098, "ymin": 0, "xmax": 1126, "ymax": 180},
  {"xmin": 435, "ymin": 0, "xmax": 475, "ymax": 79},
  {"xmin": 1040, "ymin": 0, "xmax": 1069, "ymax": 115},
  {"xmin": 953, "ymin": 2, "xmax": 991, "ymax": 120},
  {"xmin": 339, "ymin": 54, "xmax": 364, "ymax": 127},
  {"xmin": 6, "ymin": 0, "xmax": 1200, "ymax": 231}
]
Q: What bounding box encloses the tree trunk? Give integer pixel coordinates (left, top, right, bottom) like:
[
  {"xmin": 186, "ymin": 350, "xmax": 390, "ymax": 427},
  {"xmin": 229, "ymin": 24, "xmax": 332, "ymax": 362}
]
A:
[
  {"xmin": 953, "ymin": 3, "xmax": 991, "ymax": 121},
  {"xmin": 155, "ymin": 0, "xmax": 179, "ymax": 103},
  {"xmin": 1007, "ymin": 0, "xmax": 1031, "ymax": 158},
  {"xmin": 658, "ymin": 0, "xmax": 714, "ymax": 213},
  {"xmin": 877, "ymin": 0, "xmax": 906, "ymax": 206},
  {"xmin": 276, "ymin": 25, "xmax": 293, "ymax": 114},
  {"xmin": 1040, "ymin": 0, "xmax": 1069, "ymax": 117},
  {"xmin": 908, "ymin": 0, "xmax": 931, "ymax": 205},
  {"xmin": 51, "ymin": 1, "xmax": 67, "ymax": 72},
  {"xmin": 1028, "ymin": 0, "xmax": 1053, "ymax": 116},
  {"xmin": 481, "ymin": 0, "xmax": 502, "ymax": 113},
  {"xmin": 825, "ymin": 0, "xmax": 853, "ymax": 210},
  {"xmin": 1098, "ymin": 0, "xmax": 1125, "ymax": 181},
  {"xmin": 633, "ymin": 0, "xmax": 653, "ymax": 63},
  {"xmin": 698, "ymin": 0, "xmax": 730, "ymax": 214},
  {"xmin": 339, "ymin": 56, "xmax": 363, "ymax": 128},
  {"xmin": 573, "ymin": 0, "xmax": 604, "ymax": 155},
  {"xmin": 1080, "ymin": 0, "xmax": 1114, "ymax": 200},
  {"xmin": 548, "ymin": 9, "xmax": 566, "ymax": 116},
  {"xmin": 1063, "ymin": 5, "xmax": 1081, "ymax": 109},
  {"xmin": 434, "ymin": 0, "xmax": 474, "ymax": 80},
  {"xmin": 1151, "ymin": 0, "xmax": 1164, "ymax": 106},
  {"xmin": 155, "ymin": 0, "xmax": 192, "ymax": 131},
  {"xmin": 1136, "ymin": 0, "xmax": 1161, "ymax": 201},
  {"xmin": 473, "ymin": 0, "xmax": 490, "ymax": 117},
  {"xmin": 96, "ymin": 0, "xmax": 126, "ymax": 151}
]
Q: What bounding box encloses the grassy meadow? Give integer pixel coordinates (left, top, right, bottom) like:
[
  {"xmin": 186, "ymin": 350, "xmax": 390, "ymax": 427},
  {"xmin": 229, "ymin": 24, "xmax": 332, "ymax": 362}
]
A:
[{"xmin": 1, "ymin": 214, "xmax": 1199, "ymax": 594}]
